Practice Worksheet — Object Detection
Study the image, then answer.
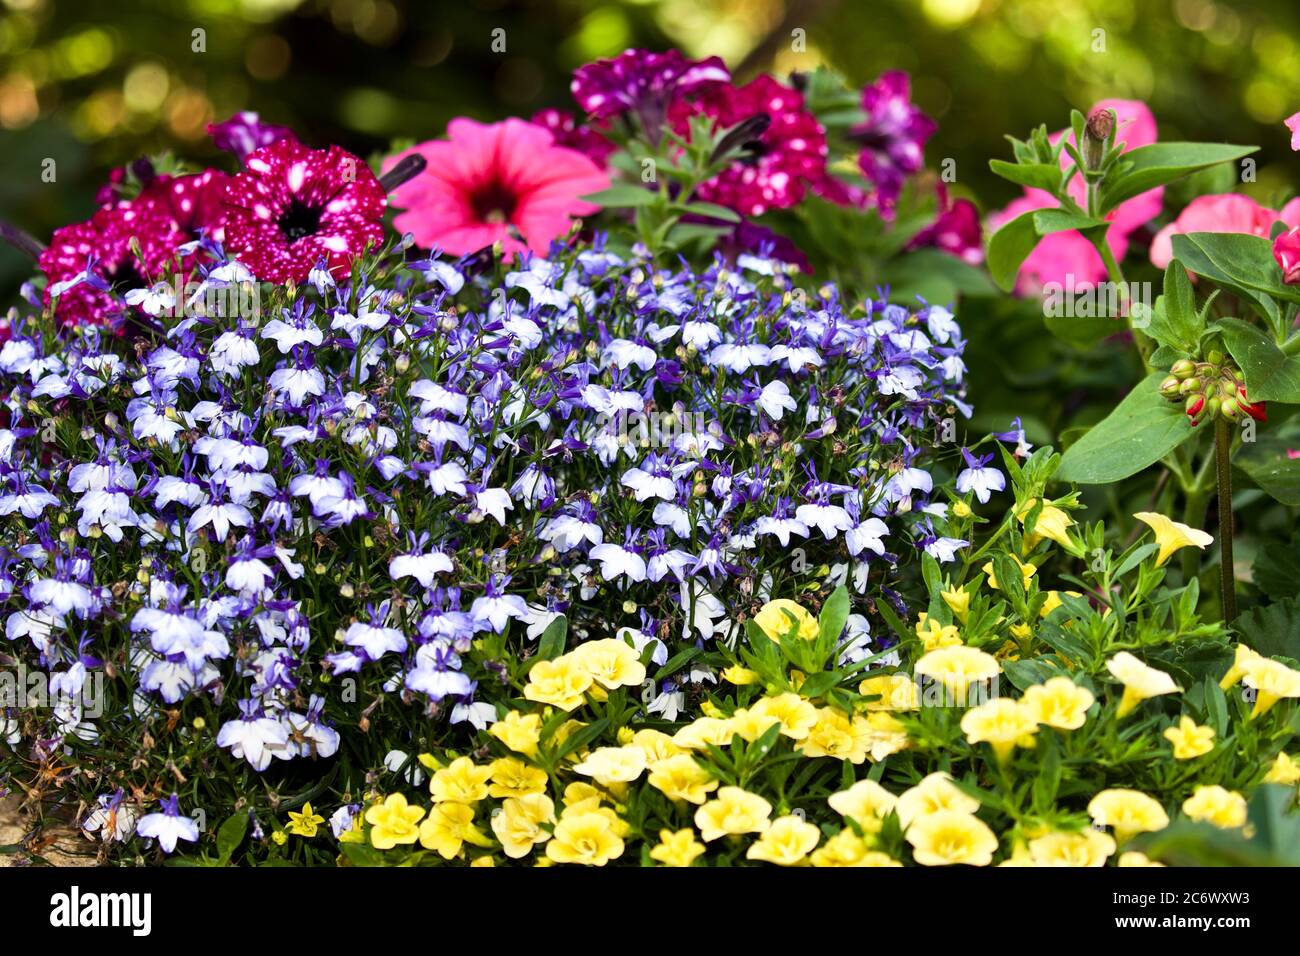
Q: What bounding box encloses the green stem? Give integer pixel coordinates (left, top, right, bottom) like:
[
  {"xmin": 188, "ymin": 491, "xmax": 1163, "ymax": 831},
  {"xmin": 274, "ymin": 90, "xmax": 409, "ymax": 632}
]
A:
[
  {"xmin": 1215, "ymin": 417, "xmax": 1237, "ymax": 623},
  {"xmin": 1094, "ymin": 238, "xmax": 1152, "ymax": 372}
]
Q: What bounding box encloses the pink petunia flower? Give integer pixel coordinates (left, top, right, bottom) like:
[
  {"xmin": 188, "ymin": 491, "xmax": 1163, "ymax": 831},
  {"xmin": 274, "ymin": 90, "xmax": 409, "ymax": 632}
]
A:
[
  {"xmin": 222, "ymin": 139, "xmax": 386, "ymax": 284},
  {"xmin": 39, "ymin": 196, "xmax": 186, "ymax": 326},
  {"xmin": 668, "ymin": 74, "xmax": 828, "ymax": 218},
  {"xmin": 1274, "ymin": 226, "xmax": 1300, "ymax": 284},
  {"xmin": 992, "ymin": 99, "xmax": 1161, "ymax": 294},
  {"xmin": 142, "ymin": 168, "xmax": 234, "ymax": 245},
  {"xmin": 1286, "ymin": 111, "xmax": 1300, "ymax": 151},
  {"xmin": 1151, "ymin": 193, "xmax": 1300, "ymax": 269},
  {"xmin": 383, "ymin": 118, "xmax": 609, "ymax": 258}
]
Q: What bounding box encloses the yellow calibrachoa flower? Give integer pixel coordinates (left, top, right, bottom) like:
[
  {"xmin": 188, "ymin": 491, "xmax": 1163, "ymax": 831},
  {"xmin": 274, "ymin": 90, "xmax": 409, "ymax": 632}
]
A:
[
  {"xmin": 906, "ymin": 809, "xmax": 998, "ymax": 866},
  {"xmin": 859, "ymin": 673, "xmax": 920, "ymax": 711},
  {"xmin": 488, "ymin": 710, "xmax": 542, "ymax": 756},
  {"xmin": 1022, "ymin": 677, "xmax": 1095, "ymax": 730},
  {"xmin": 1027, "ymin": 829, "xmax": 1116, "ymax": 867},
  {"xmin": 1242, "ymin": 658, "xmax": 1300, "ymax": 718},
  {"xmin": 727, "ymin": 706, "xmax": 782, "ymax": 742},
  {"xmin": 1133, "ymin": 511, "xmax": 1214, "ymax": 567},
  {"xmin": 572, "ymin": 745, "xmax": 647, "ymax": 785},
  {"xmin": 647, "ymin": 753, "xmax": 719, "ymax": 804},
  {"xmin": 562, "ymin": 782, "xmax": 603, "ymax": 811},
  {"xmin": 545, "ymin": 808, "xmax": 625, "ymax": 866},
  {"xmin": 721, "ymin": 665, "xmax": 760, "ymax": 685},
  {"xmin": 429, "ymin": 756, "xmax": 492, "ymax": 804},
  {"xmin": 694, "ymin": 787, "xmax": 773, "ymax": 842},
  {"xmin": 418, "ymin": 802, "xmax": 492, "ymax": 860},
  {"xmin": 941, "ymin": 586, "xmax": 971, "ymax": 624},
  {"xmin": 628, "ymin": 728, "xmax": 682, "ymax": 764},
  {"xmin": 523, "ymin": 656, "xmax": 593, "ymax": 711},
  {"xmin": 1264, "ymin": 752, "xmax": 1300, "ymax": 785},
  {"xmin": 753, "ymin": 599, "xmax": 819, "ymax": 641},
  {"xmin": 365, "ymin": 794, "xmax": 425, "ymax": 850},
  {"xmin": 1018, "ymin": 498, "xmax": 1075, "ymax": 550},
  {"xmin": 1087, "ymin": 789, "xmax": 1170, "ymax": 842},
  {"xmin": 960, "ymin": 698, "xmax": 1038, "ymax": 764},
  {"xmin": 810, "ymin": 829, "xmax": 902, "ymax": 867},
  {"xmin": 568, "ymin": 638, "xmax": 647, "ymax": 690},
  {"xmin": 982, "ymin": 555, "xmax": 1036, "ymax": 591},
  {"xmin": 915, "ymin": 614, "xmax": 962, "ymax": 651},
  {"xmin": 649, "ymin": 828, "xmax": 706, "ymax": 867},
  {"xmin": 491, "ymin": 793, "xmax": 556, "ymax": 859},
  {"xmin": 487, "ymin": 757, "xmax": 548, "ymax": 798},
  {"xmin": 750, "ymin": 692, "xmax": 820, "ymax": 740},
  {"xmin": 864, "ymin": 712, "xmax": 911, "ymax": 761},
  {"xmin": 271, "ymin": 829, "xmax": 287, "ymax": 846},
  {"xmin": 799, "ymin": 707, "xmax": 873, "ymax": 763},
  {"xmin": 1039, "ymin": 590, "xmax": 1065, "ymax": 618},
  {"xmin": 914, "ymin": 645, "xmax": 1000, "ymax": 702},
  {"xmin": 1163, "ymin": 716, "xmax": 1216, "ymax": 760},
  {"xmin": 895, "ymin": 772, "xmax": 980, "ymax": 827},
  {"xmin": 673, "ymin": 716, "xmax": 736, "ymax": 750},
  {"xmin": 1182, "ymin": 786, "xmax": 1248, "ymax": 828},
  {"xmin": 1106, "ymin": 652, "xmax": 1181, "ymax": 717},
  {"xmin": 1117, "ymin": 851, "xmax": 1165, "ymax": 867},
  {"xmin": 1219, "ymin": 644, "xmax": 1265, "ymax": 690},
  {"xmin": 470, "ymin": 856, "xmax": 495, "ymax": 867},
  {"xmin": 827, "ymin": 779, "xmax": 897, "ymax": 827},
  {"xmin": 286, "ymin": 802, "xmax": 325, "ymax": 838},
  {"xmin": 746, "ymin": 814, "xmax": 821, "ymax": 866}
]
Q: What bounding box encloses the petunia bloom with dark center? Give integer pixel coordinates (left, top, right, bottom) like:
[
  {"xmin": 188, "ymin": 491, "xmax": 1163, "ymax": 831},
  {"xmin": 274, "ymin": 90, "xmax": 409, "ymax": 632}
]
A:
[{"xmin": 222, "ymin": 139, "xmax": 387, "ymax": 285}]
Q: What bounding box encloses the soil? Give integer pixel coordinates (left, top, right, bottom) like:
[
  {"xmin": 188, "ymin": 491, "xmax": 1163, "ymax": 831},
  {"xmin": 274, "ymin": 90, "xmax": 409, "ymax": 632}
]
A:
[{"xmin": 0, "ymin": 793, "xmax": 97, "ymax": 867}]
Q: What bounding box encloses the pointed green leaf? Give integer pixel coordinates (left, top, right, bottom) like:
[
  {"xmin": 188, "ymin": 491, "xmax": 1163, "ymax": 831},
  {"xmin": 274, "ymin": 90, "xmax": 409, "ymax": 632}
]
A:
[
  {"xmin": 1217, "ymin": 317, "xmax": 1300, "ymax": 403},
  {"xmin": 1056, "ymin": 372, "xmax": 1194, "ymax": 483},
  {"xmin": 1099, "ymin": 143, "xmax": 1258, "ymax": 208}
]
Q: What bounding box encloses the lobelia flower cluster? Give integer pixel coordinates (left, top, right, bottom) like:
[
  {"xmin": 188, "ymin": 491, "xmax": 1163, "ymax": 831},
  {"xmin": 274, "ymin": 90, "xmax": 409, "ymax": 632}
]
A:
[{"xmin": 0, "ymin": 220, "xmax": 971, "ymax": 784}]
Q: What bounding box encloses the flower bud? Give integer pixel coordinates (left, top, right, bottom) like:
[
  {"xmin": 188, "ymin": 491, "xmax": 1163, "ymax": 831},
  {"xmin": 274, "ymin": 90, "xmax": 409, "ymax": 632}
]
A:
[
  {"xmin": 1083, "ymin": 107, "xmax": 1115, "ymax": 171},
  {"xmin": 1206, "ymin": 349, "xmax": 1224, "ymax": 366},
  {"xmin": 1204, "ymin": 396, "xmax": 1221, "ymax": 419},
  {"xmin": 1170, "ymin": 358, "xmax": 1196, "ymax": 380},
  {"xmin": 1185, "ymin": 394, "xmax": 1204, "ymax": 421},
  {"xmin": 1179, "ymin": 377, "xmax": 1202, "ymax": 396},
  {"xmin": 1220, "ymin": 399, "xmax": 1240, "ymax": 421},
  {"xmin": 1159, "ymin": 376, "xmax": 1181, "ymax": 399}
]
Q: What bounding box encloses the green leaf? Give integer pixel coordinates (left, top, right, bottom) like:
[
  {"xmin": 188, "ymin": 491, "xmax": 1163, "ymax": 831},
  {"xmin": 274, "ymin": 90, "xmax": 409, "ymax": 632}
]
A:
[
  {"xmin": 988, "ymin": 159, "xmax": 1062, "ymax": 193},
  {"xmin": 986, "ymin": 211, "xmax": 1041, "ymax": 292},
  {"xmin": 1099, "ymin": 143, "xmax": 1259, "ymax": 209},
  {"xmin": 1217, "ymin": 317, "xmax": 1300, "ymax": 403},
  {"xmin": 1235, "ymin": 434, "xmax": 1300, "ymax": 506},
  {"xmin": 536, "ymin": 615, "xmax": 568, "ymax": 661},
  {"xmin": 818, "ymin": 585, "xmax": 850, "ymax": 648},
  {"xmin": 1148, "ymin": 259, "xmax": 1203, "ymax": 354},
  {"xmin": 883, "ymin": 248, "xmax": 998, "ymax": 304},
  {"xmin": 1031, "ymin": 209, "xmax": 1106, "ymax": 235},
  {"xmin": 1043, "ymin": 309, "xmax": 1121, "ymax": 350},
  {"xmin": 1055, "ymin": 372, "xmax": 1194, "ymax": 483},
  {"xmin": 215, "ymin": 812, "xmax": 248, "ymax": 863},
  {"xmin": 676, "ymin": 201, "xmax": 741, "ymax": 223},
  {"xmin": 1172, "ymin": 232, "xmax": 1298, "ymax": 331},
  {"xmin": 1234, "ymin": 597, "xmax": 1300, "ymax": 659},
  {"xmin": 1252, "ymin": 537, "xmax": 1300, "ymax": 602},
  {"xmin": 580, "ymin": 184, "xmax": 657, "ymax": 208}
]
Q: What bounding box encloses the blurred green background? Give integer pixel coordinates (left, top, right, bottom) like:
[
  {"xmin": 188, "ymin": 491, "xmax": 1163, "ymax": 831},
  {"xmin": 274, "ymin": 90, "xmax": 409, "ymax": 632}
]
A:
[{"xmin": 4, "ymin": 0, "xmax": 1300, "ymax": 329}]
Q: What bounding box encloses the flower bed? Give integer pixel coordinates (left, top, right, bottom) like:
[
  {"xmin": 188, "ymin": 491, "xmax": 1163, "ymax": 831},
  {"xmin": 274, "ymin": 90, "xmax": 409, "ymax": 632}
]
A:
[{"xmin": 1, "ymin": 48, "xmax": 1298, "ymax": 868}]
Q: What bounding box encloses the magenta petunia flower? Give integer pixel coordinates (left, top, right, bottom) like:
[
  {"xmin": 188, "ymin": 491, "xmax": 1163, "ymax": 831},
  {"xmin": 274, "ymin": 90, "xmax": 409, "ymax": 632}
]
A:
[
  {"xmin": 208, "ymin": 112, "xmax": 298, "ymax": 162},
  {"xmin": 669, "ymin": 74, "xmax": 828, "ymax": 218},
  {"xmin": 222, "ymin": 139, "xmax": 387, "ymax": 284},
  {"xmin": 1275, "ymin": 226, "xmax": 1300, "ymax": 284},
  {"xmin": 142, "ymin": 168, "xmax": 234, "ymax": 244},
  {"xmin": 530, "ymin": 108, "xmax": 617, "ymax": 168},
  {"xmin": 909, "ymin": 185, "xmax": 983, "ymax": 265},
  {"xmin": 39, "ymin": 196, "xmax": 186, "ymax": 326},
  {"xmin": 850, "ymin": 71, "xmax": 937, "ymax": 216},
  {"xmin": 571, "ymin": 48, "xmax": 730, "ymax": 127},
  {"xmin": 383, "ymin": 118, "xmax": 609, "ymax": 258}
]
